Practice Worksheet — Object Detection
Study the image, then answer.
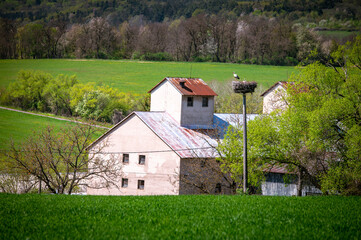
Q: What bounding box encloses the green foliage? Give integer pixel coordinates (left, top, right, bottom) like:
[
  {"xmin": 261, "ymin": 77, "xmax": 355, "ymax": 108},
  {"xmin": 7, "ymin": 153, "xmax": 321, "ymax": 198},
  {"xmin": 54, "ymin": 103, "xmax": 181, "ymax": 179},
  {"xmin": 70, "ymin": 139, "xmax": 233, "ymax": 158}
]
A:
[
  {"xmin": 245, "ymin": 36, "xmax": 361, "ymax": 195},
  {"xmin": 2, "ymin": 70, "xmax": 149, "ymax": 123},
  {"xmin": 217, "ymin": 124, "xmax": 266, "ymax": 192},
  {"xmin": 0, "ymin": 194, "xmax": 360, "ymax": 239},
  {"xmin": 6, "ymin": 70, "xmax": 52, "ymax": 111}
]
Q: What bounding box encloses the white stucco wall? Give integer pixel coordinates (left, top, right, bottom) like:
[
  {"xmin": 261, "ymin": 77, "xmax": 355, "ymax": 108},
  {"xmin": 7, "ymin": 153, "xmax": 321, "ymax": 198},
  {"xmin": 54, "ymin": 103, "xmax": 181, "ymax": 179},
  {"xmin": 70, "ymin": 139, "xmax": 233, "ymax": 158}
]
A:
[
  {"xmin": 263, "ymin": 85, "xmax": 288, "ymax": 114},
  {"xmin": 87, "ymin": 114, "xmax": 181, "ymax": 195},
  {"xmin": 181, "ymin": 96, "xmax": 215, "ymax": 127},
  {"xmin": 150, "ymin": 80, "xmax": 182, "ymax": 123}
]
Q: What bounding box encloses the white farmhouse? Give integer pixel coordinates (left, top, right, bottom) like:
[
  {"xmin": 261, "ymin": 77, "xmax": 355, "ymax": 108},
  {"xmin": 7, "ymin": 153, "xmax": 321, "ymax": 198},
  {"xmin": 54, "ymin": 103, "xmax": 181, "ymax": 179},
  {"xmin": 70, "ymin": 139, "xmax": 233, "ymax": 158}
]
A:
[
  {"xmin": 260, "ymin": 81, "xmax": 290, "ymax": 114},
  {"xmin": 87, "ymin": 78, "xmax": 256, "ymax": 195}
]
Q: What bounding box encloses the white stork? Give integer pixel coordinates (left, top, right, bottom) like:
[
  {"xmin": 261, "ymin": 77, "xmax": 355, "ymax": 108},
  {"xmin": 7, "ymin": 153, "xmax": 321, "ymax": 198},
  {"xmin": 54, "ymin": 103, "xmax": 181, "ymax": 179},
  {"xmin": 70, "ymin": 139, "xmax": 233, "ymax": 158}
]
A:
[{"xmin": 233, "ymin": 72, "xmax": 240, "ymax": 79}]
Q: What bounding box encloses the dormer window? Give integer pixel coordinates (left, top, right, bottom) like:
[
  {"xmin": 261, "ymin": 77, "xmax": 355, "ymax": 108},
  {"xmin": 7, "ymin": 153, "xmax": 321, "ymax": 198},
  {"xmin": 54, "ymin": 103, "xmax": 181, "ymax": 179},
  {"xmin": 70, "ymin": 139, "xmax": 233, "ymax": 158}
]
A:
[
  {"xmin": 202, "ymin": 97, "xmax": 208, "ymax": 107},
  {"xmin": 187, "ymin": 97, "xmax": 193, "ymax": 107}
]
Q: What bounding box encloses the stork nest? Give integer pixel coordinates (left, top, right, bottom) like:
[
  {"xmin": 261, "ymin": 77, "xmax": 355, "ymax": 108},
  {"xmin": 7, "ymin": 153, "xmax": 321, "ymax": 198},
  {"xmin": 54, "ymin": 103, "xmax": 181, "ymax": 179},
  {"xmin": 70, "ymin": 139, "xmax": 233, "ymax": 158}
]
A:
[{"xmin": 232, "ymin": 81, "xmax": 257, "ymax": 94}]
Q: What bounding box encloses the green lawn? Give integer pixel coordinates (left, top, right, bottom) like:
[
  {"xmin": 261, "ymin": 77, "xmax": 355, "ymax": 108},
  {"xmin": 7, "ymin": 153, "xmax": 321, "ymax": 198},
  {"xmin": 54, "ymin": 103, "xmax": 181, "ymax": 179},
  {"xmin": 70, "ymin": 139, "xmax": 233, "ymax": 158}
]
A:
[
  {"xmin": 0, "ymin": 194, "xmax": 360, "ymax": 239},
  {"xmin": 0, "ymin": 108, "xmax": 106, "ymax": 150},
  {"xmin": 0, "ymin": 59, "xmax": 298, "ymax": 93}
]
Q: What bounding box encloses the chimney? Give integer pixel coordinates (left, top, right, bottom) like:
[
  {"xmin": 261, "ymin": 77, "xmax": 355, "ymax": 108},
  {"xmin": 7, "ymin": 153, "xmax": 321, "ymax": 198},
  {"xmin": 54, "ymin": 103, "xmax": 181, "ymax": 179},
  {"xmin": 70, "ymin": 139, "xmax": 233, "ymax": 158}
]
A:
[{"xmin": 179, "ymin": 80, "xmax": 186, "ymax": 88}]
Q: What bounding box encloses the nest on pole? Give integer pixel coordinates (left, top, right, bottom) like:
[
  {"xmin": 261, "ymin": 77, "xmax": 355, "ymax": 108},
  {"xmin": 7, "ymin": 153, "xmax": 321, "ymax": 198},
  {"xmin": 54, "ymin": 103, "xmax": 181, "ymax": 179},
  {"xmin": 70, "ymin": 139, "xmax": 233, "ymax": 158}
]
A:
[{"xmin": 232, "ymin": 81, "xmax": 257, "ymax": 94}]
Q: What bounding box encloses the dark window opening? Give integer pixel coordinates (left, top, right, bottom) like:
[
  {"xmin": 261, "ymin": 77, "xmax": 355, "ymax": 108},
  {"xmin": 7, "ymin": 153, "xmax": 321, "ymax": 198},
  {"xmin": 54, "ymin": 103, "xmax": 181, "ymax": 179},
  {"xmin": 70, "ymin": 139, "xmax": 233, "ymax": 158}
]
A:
[
  {"xmin": 139, "ymin": 155, "xmax": 145, "ymax": 165},
  {"xmin": 202, "ymin": 97, "xmax": 208, "ymax": 107},
  {"xmin": 122, "ymin": 178, "xmax": 128, "ymax": 188},
  {"xmin": 138, "ymin": 180, "xmax": 145, "ymax": 190},
  {"xmin": 123, "ymin": 154, "xmax": 129, "ymax": 164},
  {"xmin": 187, "ymin": 97, "xmax": 193, "ymax": 107},
  {"xmin": 215, "ymin": 183, "xmax": 222, "ymax": 193}
]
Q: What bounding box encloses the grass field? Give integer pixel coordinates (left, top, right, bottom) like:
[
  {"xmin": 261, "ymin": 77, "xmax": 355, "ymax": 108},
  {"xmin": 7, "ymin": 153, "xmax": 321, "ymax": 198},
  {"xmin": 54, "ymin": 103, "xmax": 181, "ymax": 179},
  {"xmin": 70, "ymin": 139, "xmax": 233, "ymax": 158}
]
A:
[
  {"xmin": 316, "ymin": 30, "xmax": 359, "ymax": 39},
  {"xmin": 0, "ymin": 59, "xmax": 298, "ymax": 93},
  {"xmin": 0, "ymin": 194, "xmax": 360, "ymax": 239},
  {"xmin": 0, "ymin": 108, "xmax": 107, "ymax": 149}
]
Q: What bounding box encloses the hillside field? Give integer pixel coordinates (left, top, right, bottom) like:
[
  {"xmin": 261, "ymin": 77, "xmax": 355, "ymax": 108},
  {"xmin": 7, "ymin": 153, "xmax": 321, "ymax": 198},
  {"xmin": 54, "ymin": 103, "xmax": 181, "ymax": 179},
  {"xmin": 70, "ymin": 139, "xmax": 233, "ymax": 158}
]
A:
[
  {"xmin": 0, "ymin": 194, "xmax": 360, "ymax": 239},
  {"xmin": 0, "ymin": 108, "xmax": 107, "ymax": 150},
  {"xmin": 0, "ymin": 59, "xmax": 298, "ymax": 93}
]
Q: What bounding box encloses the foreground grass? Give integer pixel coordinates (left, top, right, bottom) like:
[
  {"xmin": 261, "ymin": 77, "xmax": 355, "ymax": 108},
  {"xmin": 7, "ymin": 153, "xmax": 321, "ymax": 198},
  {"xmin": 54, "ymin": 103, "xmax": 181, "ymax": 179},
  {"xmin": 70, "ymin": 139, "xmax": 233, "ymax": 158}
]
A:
[
  {"xmin": 0, "ymin": 108, "xmax": 107, "ymax": 149},
  {"xmin": 0, "ymin": 194, "xmax": 360, "ymax": 239},
  {"xmin": 0, "ymin": 59, "xmax": 297, "ymax": 93}
]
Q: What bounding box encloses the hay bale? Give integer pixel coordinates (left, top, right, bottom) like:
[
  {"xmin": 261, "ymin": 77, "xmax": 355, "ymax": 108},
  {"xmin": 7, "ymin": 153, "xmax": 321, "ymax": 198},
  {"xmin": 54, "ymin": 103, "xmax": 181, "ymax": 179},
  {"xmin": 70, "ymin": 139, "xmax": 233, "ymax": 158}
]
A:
[{"xmin": 232, "ymin": 81, "xmax": 257, "ymax": 94}]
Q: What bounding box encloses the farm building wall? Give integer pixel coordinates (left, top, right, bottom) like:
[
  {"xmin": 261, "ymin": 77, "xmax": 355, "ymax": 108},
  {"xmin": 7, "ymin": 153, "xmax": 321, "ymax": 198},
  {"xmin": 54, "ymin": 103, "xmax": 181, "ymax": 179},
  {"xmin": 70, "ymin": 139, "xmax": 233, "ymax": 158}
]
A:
[
  {"xmin": 87, "ymin": 114, "xmax": 180, "ymax": 195},
  {"xmin": 180, "ymin": 96, "xmax": 215, "ymax": 127},
  {"xmin": 262, "ymin": 84, "xmax": 288, "ymax": 114},
  {"xmin": 150, "ymin": 80, "xmax": 183, "ymax": 124},
  {"xmin": 261, "ymin": 173, "xmax": 322, "ymax": 196},
  {"xmin": 179, "ymin": 158, "xmax": 234, "ymax": 195}
]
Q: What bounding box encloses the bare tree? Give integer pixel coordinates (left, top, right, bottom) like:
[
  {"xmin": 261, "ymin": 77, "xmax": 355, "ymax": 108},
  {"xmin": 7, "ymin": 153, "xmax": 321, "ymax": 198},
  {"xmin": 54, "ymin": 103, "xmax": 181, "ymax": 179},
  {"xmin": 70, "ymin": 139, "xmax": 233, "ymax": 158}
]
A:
[{"xmin": 3, "ymin": 124, "xmax": 122, "ymax": 194}]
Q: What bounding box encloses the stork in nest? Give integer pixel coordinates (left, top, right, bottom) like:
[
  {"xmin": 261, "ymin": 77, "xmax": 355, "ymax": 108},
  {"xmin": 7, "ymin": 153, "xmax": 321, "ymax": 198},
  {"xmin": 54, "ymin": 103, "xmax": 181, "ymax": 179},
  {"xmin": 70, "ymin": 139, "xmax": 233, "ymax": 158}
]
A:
[{"xmin": 233, "ymin": 72, "xmax": 240, "ymax": 79}]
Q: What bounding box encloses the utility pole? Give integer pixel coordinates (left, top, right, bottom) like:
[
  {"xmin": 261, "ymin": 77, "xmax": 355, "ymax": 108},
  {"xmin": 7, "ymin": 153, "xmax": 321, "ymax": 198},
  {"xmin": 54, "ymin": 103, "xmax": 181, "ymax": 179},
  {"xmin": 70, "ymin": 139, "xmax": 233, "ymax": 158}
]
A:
[
  {"xmin": 232, "ymin": 79, "xmax": 257, "ymax": 194},
  {"xmin": 242, "ymin": 93, "xmax": 247, "ymax": 193}
]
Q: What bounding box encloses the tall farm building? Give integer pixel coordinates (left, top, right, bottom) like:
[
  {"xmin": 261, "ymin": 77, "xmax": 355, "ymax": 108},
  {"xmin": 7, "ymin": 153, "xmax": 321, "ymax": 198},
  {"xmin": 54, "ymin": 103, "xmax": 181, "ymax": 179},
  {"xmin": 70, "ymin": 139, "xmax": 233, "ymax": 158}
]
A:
[{"xmin": 87, "ymin": 78, "xmax": 321, "ymax": 196}]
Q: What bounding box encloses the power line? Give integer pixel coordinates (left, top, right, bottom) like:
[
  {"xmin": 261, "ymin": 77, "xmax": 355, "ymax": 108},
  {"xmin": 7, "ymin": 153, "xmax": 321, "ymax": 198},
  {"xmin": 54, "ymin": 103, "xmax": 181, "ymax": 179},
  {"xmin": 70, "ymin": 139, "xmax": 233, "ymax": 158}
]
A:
[{"xmin": 0, "ymin": 146, "xmax": 216, "ymax": 154}]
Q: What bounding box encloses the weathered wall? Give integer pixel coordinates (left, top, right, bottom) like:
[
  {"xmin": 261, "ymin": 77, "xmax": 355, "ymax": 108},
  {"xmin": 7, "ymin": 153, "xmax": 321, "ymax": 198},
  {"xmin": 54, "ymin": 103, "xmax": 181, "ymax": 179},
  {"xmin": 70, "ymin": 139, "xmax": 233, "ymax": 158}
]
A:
[
  {"xmin": 262, "ymin": 84, "xmax": 288, "ymax": 114},
  {"xmin": 261, "ymin": 173, "xmax": 322, "ymax": 196},
  {"xmin": 150, "ymin": 80, "xmax": 182, "ymax": 123},
  {"xmin": 87, "ymin": 114, "xmax": 180, "ymax": 195},
  {"xmin": 180, "ymin": 96, "xmax": 215, "ymax": 127},
  {"xmin": 179, "ymin": 158, "xmax": 234, "ymax": 195}
]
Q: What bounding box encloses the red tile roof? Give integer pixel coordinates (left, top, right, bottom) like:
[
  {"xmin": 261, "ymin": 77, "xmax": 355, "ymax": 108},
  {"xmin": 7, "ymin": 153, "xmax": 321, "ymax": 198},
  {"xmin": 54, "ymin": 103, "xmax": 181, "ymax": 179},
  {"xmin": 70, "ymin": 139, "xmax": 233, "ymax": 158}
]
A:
[{"xmin": 148, "ymin": 77, "xmax": 217, "ymax": 96}]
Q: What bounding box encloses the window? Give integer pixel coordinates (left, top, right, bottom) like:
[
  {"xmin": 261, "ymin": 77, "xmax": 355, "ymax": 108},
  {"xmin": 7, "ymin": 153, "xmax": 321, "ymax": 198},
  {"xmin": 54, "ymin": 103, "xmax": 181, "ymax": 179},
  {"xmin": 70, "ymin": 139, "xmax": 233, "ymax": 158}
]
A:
[
  {"xmin": 187, "ymin": 97, "xmax": 193, "ymax": 107},
  {"xmin": 215, "ymin": 183, "xmax": 222, "ymax": 193},
  {"xmin": 202, "ymin": 97, "xmax": 208, "ymax": 107},
  {"xmin": 123, "ymin": 154, "xmax": 129, "ymax": 164},
  {"xmin": 139, "ymin": 155, "xmax": 145, "ymax": 165},
  {"xmin": 138, "ymin": 180, "xmax": 145, "ymax": 190},
  {"xmin": 122, "ymin": 178, "xmax": 128, "ymax": 188}
]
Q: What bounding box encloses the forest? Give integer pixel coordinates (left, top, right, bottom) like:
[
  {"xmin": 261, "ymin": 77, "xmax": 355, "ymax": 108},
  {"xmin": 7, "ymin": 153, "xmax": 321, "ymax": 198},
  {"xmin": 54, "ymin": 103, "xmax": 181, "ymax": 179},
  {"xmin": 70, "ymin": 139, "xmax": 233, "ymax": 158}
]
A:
[{"xmin": 0, "ymin": 0, "xmax": 360, "ymax": 65}]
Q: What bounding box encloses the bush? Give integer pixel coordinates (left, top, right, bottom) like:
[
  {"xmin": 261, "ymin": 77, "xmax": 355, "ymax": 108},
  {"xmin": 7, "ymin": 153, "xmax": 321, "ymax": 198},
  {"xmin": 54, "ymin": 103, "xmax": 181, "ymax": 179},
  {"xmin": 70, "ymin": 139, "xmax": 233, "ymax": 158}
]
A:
[{"xmin": 140, "ymin": 52, "xmax": 173, "ymax": 61}]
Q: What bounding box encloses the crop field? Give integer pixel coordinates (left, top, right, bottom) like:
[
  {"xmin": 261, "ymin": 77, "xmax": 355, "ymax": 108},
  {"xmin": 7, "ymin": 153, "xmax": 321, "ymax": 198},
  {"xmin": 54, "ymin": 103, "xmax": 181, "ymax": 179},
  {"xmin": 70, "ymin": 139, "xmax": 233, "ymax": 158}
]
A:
[
  {"xmin": 316, "ymin": 30, "xmax": 359, "ymax": 39},
  {"xmin": 0, "ymin": 59, "xmax": 298, "ymax": 93},
  {"xmin": 0, "ymin": 194, "xmax": 360, "ymax": 239},
  {"xmin": 0, "ymin": 108, "xmax": 107, "ymax": 149}
]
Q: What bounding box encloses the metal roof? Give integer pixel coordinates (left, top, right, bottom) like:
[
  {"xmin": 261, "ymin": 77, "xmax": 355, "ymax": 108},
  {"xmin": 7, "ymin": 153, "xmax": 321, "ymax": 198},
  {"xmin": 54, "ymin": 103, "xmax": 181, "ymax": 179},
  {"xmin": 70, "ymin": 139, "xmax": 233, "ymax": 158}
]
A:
[
  {"xmin": 136, "ymin": 111, "xmax": 218, "ymax": 158},
  {"xmin": 136, "ymin": 112, "xmax": 258, "ymax": 158},
  {"xmin": 88, "ymin": 111, "xmax": 259, "ymax": 159},
  {"xmin": 148, "ymin": 78, "xmax": 217, "ymax": 96}
]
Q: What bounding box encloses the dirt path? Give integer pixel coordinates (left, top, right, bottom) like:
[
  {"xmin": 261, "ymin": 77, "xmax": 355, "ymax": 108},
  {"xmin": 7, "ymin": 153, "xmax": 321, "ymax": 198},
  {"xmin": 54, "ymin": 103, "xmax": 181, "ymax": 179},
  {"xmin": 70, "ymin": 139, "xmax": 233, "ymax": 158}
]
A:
[{"xmin": 0, "ymin": 106, "xmax": 111, "ymax": 130}]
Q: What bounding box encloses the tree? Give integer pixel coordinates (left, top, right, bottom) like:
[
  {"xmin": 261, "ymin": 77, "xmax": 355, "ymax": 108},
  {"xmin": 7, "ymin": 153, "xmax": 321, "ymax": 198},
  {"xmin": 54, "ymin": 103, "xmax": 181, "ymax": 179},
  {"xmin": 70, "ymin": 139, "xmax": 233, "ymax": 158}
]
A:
[
  {"xmin": 7, "ymin": 70, "xmax": 52, "ymax": 111},
  {"xmin": 16, "ymin": 23, "xmax": 46, "ymax": 59},
  {"xmin": 3, "ymin": 124, "xmax": 122, "ymax": 194},
  {"xmin": 219, "ymin": 36, "xmax": 361, "ymax": 196}
]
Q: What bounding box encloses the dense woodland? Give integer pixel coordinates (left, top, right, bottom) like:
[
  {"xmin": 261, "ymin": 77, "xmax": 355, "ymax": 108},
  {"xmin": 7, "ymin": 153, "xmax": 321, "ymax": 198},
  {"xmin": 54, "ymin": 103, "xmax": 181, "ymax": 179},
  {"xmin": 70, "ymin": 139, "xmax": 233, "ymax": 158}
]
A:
[{"xmin": 0, "ymin": 0, "xmax": 360, "ymax": 65}]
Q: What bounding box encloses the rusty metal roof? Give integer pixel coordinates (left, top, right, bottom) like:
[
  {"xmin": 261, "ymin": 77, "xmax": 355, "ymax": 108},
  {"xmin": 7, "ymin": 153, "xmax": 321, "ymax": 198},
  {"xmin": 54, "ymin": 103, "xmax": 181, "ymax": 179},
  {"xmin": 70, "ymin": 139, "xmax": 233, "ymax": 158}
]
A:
[
  {"xmin": 136, "ymin": 111, "xmax": 218, "ymax": 158},
  {"xmin": 148, "ymin": 77, "xmax": 217, "ymax": 96},
  {"xmin": 88, "ymin": 111, "xmax": 258, "ymax": 159}
]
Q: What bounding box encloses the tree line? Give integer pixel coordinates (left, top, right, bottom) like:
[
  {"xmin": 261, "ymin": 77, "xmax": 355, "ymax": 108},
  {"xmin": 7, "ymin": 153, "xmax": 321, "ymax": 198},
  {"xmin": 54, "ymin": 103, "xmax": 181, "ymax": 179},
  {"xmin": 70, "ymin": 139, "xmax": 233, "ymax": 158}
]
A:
[{"xmin": 2, "ymin": 14, "xmax": 357, "ymax": 65}]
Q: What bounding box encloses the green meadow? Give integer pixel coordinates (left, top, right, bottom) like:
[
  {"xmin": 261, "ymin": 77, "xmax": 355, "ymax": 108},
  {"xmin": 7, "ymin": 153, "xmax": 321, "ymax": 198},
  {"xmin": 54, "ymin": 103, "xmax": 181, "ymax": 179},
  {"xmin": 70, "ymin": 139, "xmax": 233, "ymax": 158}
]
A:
[
  {"xmin": 0, "ymin": 108, "xmax": 106, "ymax": 149},
  {"xmin": 0, "ymin": 194, "xmax": 360, "ymax": 239},
  {"xmin": 0, "ymin": 59, "xmax": 297, "ymax": 149},
  {"xmin": 316, "ymin": 30, "xmax": 359, "ymax": 39},
  {"xmin": 0, "ymin": 59, "xmax": 298, "ymax": 93}
]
